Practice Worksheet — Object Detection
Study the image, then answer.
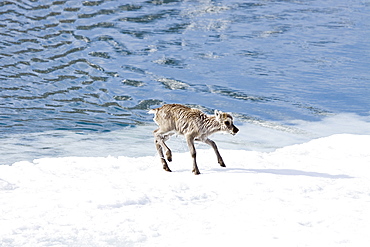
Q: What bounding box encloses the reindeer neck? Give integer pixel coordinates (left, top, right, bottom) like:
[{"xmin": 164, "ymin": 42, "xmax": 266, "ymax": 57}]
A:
[{"xmin": 203, "ymin": 115, "xmax": 222, "ymax": 135}]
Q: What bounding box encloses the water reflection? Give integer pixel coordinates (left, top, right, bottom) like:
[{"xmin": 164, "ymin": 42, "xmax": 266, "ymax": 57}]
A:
[{"xmin": 0, "ymin": 0, "xmax": 369, "ymax": 135}]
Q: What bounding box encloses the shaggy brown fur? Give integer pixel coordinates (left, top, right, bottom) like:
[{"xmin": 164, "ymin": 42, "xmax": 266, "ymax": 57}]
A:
[{"xmin": 149, "ymin": 104, "xmax": 239, "ymax": 175}]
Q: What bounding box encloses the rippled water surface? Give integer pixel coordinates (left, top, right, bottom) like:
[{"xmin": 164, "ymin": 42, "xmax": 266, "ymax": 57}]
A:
[{"xmin": 1, "ymin": 0, "xmax": 370, "ymax": 164}]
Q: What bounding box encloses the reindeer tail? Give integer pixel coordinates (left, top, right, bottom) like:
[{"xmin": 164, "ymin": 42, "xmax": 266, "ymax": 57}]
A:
[{"xmin": 148, "ymin": 108, "xmax": 157, "ymax": 114}]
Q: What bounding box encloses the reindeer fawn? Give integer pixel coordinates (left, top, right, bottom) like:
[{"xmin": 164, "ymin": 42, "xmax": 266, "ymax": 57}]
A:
[{"xmin": 149, "ymin": 104, "xmax": 239, "ymax": 175}]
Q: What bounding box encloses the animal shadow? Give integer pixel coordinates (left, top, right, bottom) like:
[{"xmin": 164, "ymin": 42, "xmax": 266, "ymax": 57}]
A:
[{"xmin": 209, "ymin": 167, "xmax": 353, "ymax": 179}]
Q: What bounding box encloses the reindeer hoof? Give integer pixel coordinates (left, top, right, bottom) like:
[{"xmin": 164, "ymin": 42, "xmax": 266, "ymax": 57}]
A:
[
  {"xmin": 166, "ymin": 151, "xmax": 172, "ymax": 162},
  {"xmin": 163, "ymin": 165, "xmax": 172, "ymax": 172},
  {"xmin": 192, "ymin": 169, "xmax": 201, "ymax": 175},
  {"xmin": 219, "ymin": 161, "xmax": 226, "ymax": 167}
]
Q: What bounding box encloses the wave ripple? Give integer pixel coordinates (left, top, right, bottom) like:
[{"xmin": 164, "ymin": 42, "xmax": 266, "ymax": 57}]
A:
[{"xmin": 1, "ymin": 0, "xmax": 369, "ymax": 134}]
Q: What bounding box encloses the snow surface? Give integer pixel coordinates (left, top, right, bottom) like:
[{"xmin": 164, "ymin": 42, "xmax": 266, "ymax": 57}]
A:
[
  {"xmin": 1, "ymin": 134, "xmax": 370, "ymax": 246},
  {"xmin": 2, "ymin": 113, "xmax": 370, "ymax": 166}
]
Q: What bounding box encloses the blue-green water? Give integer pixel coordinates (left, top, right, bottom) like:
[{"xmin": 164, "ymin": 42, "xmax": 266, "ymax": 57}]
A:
[{"xmin": 1, "ymin": 0, "xmax": 370, "ymax": 164}]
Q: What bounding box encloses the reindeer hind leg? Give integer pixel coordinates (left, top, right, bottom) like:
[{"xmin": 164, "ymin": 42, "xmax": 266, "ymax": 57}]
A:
[
  {"xmin": 154, "ymin": 130, "xmax": 172, "ymax": 172},
  {"xmin": 162, "ymin": 134, "xmax": 173, "ymax": 162}
]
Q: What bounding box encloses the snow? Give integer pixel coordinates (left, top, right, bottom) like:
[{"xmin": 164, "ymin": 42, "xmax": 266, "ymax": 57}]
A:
[
  {"xmin": 2, "ymin": 113, "xmax": 370, "ymax": 166},
  {"xmin": 1, "ymin": 134, "xmax": 370, "ymax": 246}
]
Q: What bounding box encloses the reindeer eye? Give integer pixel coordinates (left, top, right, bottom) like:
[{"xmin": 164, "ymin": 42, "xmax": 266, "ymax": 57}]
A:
[{"xmin": 224, "ymin": 121, "xmax": 230, "ymax": 126}]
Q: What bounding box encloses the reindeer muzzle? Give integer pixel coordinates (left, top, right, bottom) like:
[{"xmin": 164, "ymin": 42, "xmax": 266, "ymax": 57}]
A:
[{"xmin": 231, "ymin": 126, "xmax": 239, "ymax": 135}]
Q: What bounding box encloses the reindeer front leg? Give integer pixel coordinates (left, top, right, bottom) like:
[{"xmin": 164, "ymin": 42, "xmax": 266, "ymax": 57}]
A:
[
  {"xmin": 186, "ymin": 135, "xmax": 200, "ymax": 175},
  {"xmin": 204, "ymin": 138, "xmax": 226, "ymax": 167}
]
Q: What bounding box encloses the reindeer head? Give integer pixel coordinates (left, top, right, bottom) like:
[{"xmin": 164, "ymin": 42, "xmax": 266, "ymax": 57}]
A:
[{"xmin": 215, "ymin": 110, "xmax": 239, "ymax": 135}]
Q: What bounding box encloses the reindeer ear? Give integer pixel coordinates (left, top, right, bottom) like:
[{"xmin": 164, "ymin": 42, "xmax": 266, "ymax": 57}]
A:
[{"xmin": 214, "ymin": 110, "xmax": 222, "ymax": 119}]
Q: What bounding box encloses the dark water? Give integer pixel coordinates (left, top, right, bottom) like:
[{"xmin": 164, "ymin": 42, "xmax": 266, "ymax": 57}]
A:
[{"xmin": 1, "ymin": 0, "xmax": 370, "ymax": 164}]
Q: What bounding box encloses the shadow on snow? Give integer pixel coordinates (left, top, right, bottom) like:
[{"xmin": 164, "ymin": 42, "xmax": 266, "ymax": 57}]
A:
[{"xmin": 208, "ymin": 168, "xmax": 353, "ymax": 179}]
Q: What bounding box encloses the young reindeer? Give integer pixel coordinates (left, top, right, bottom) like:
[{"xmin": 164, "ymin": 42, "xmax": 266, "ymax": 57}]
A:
[{"xmin": 149, "ymin": 104, "xmax": 239, "ymax": 175}]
